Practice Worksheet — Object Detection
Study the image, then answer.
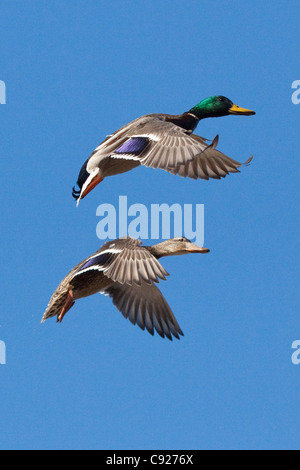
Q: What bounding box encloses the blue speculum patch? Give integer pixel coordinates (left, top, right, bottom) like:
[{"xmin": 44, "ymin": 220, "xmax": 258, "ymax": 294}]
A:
[
  {"xmin": 80, "ymin": 252, "xmax": 112, "ymax": 271},
  {"xmin": 115, "ymin": 137, "xmax": 149, "ymax": 155}
]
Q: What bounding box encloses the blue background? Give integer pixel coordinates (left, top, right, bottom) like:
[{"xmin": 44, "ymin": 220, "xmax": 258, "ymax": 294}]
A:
[{"xmin": 1, "ymin": 0, "xmax": 299, "ymax": 450}]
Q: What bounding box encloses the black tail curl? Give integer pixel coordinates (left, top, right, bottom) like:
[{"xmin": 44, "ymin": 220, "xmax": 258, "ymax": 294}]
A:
[{"xmin": 72, "ymin": 186, "xmax": 81, "ymax": 200}]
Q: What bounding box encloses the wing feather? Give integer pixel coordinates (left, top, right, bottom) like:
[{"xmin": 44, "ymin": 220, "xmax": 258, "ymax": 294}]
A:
[
  {"xmin": 74, "ymin": 113, "xmax": 253, "ymax": 203},
  {"xmin": 86, "ymin": 116, "xmax": 211, "ymax": 172},
  {"xmin": 166, "ymin": 135, "xmax": 252, "ymax": 180},
  {"xmin": 73, "ymin": 237, "xmax": 169, "ymax": 287},
  {"xmin": 103, "ymin": 282, "xmax": 184, "ymax": 340}
]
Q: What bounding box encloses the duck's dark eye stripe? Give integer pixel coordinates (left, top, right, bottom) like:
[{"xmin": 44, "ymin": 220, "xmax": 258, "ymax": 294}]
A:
[
  {"xmin": 115, "ymin": 137, "xmax": 149, "ymax": 155},
  {"xmin": 80, "ymin": 252, "xmax": 112, "ymax": 271}
]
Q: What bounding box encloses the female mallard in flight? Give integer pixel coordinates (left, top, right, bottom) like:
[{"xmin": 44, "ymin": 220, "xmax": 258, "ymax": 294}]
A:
[
  {"xmin": 73, "ymin": 96, "xmax": 255, "ymax": 205},
  {"xmin": 42, "ymin": 237, "xmax": 210, "ymax": 340}
]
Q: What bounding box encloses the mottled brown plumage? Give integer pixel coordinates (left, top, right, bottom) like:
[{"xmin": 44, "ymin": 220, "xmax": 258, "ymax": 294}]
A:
[{"xmin": 42, "ymin": 237, "xmax": 210, "ymax": 340}]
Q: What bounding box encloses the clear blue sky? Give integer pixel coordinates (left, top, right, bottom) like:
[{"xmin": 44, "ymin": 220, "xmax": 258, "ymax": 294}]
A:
[{"xmin": 1, "ymin": 1, "xmax": 299, "ymax": 450}]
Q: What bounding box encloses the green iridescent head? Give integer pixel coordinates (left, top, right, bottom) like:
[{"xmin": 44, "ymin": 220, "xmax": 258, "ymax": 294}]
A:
[{"xmin": 189, "ymin": 96, "xmax": 255, "ymax": 120}]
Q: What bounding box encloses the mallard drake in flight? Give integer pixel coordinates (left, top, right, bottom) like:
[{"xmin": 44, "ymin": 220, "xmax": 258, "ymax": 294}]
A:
[
  {"xmin": 73, "ymin": 96, "xmax": 255, "ymax": 205},
  {"xmin": 42, "ymin": 237, "xmax": 210, "ymax": 340}
]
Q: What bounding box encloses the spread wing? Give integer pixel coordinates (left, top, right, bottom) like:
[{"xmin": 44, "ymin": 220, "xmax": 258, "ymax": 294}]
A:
[
  {"xmin": 166, "ymin": 135, "xmax": 253, "ymax": 180},
  {"xmin": 73, "ymin": 237, "xmax": 169, "ymax": 287},
  {"xmin": 73, "ymin": 115, "xmax": 252, "ymax": 203},
  {"xmin": 103, "ymin": 282, "xmax": 184, "ymax": 341},
  {"xmin": 108, "ymin": 117, "xmax": 210, "ymax": 170},
  {"xmin": 92, "ymin": 118, "xmax": 252, "ymax": 179},
  {"xmin": 86, "ymin": 115, "xmax": 211, "ymax": 171}
]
